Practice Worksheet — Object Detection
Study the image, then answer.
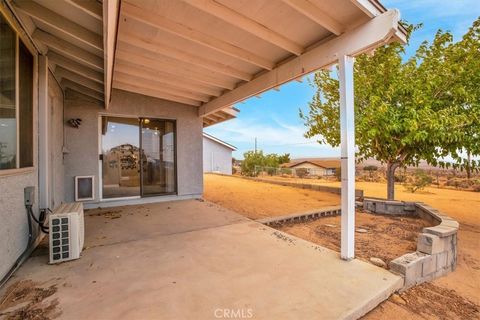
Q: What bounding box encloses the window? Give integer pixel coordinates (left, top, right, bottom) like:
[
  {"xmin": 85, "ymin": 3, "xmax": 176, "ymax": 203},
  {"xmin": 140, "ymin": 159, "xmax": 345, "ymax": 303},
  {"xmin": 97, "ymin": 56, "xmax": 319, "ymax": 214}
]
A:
[
  {"xmin": 19, "ymin": 41, "xmax": 34, "ymax": 167},
  {"xmin": 0, "ymin": 13, "xmax": 34, "ymax": 170}
]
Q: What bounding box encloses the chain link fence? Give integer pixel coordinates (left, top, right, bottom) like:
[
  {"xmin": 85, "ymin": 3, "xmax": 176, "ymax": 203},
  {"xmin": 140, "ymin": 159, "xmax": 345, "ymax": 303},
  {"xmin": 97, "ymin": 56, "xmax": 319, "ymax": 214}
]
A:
[{"xmin": 253, "ymin": 165, "xmax": 337, "ymax": 179}]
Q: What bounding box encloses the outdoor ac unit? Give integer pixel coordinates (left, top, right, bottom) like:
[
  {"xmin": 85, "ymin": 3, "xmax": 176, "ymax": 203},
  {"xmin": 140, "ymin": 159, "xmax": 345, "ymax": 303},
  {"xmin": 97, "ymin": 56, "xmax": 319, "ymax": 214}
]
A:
[{"xmin": 49, "ymin": 202, "xmax": 85, "ymax": 264}]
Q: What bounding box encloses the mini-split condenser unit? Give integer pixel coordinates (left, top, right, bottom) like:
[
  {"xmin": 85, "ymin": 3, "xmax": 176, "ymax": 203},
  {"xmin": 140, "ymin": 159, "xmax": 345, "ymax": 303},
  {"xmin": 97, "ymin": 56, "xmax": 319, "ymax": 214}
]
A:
[{"xmin": 49, "ymin": 202, "xmax": 85, "ymax": 264}]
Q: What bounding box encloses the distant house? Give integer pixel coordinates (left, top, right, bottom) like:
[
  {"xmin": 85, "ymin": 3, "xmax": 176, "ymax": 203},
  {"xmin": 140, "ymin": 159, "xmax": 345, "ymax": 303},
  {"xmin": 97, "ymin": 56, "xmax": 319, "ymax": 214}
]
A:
[
  {"xmin": 282, "ymin": 158, "xmax": 341, "ymax": 176},
  {"xmin": 203, "ymin": 133, "xmax": 237, "ymax": 175}
]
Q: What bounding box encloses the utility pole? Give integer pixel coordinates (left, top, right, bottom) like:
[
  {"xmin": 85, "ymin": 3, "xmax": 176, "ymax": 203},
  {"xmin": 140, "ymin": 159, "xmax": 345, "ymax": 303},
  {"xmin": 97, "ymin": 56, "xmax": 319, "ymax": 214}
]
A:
[{"xmin": 254, "ymin": 137, "xmax": 257, "ymax": 153}]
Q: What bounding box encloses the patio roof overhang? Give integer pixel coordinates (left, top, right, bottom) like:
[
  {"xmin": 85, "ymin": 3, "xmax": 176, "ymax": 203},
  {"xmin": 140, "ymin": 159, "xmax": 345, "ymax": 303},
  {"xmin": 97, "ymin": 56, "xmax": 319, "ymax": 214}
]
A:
[
  {"xmin": 115, "ymin": 0, "xmax": 406, "ymax": 125},
  {"xmin": 8, "ymin": 0, "xmax": 406, "ymax": 127}
]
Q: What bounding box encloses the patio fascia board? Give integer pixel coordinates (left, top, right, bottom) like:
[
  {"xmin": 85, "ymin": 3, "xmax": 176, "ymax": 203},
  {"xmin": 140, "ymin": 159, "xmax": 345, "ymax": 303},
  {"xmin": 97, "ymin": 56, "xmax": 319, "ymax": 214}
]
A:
[{"xmin": 199, "ymin": 9, "xmax": 401, "ymax": 117}]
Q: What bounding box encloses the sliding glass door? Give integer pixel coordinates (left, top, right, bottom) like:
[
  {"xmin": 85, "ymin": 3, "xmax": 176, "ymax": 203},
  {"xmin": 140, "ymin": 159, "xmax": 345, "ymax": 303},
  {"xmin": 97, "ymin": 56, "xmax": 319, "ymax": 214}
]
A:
[
  {"xmin": 101, "ymin": 117, "xmax": 141, "ymax": 199},
  {"xmin": 101, "ymin": 116, "xmax": 176, "ymax": 199},
  {"xmin": 140, "ymin": 119, "xmax": 176, "ymax": 196}
]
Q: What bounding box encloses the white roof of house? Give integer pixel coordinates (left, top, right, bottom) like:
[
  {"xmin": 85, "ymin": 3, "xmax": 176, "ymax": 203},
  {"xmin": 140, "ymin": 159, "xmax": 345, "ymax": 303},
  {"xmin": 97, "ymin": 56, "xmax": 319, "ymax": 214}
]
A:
[{"xmin": 203, "ymin": 132, "xmax": 237, "ymax": 151}]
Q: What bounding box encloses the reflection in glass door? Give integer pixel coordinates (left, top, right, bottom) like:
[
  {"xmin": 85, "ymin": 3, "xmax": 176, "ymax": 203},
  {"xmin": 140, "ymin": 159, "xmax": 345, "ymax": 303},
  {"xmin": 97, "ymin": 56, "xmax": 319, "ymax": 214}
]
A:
[
  {"xmin": 101, "ymin": 117, "xmax": 140, "ymax": 199},
  {"xmin": 140, "ymin": 119, "xmax": 176, "ymax": 196},
  {"xmin": 101, "ymin": 116, "xmax": 176, "ymax": 199}
]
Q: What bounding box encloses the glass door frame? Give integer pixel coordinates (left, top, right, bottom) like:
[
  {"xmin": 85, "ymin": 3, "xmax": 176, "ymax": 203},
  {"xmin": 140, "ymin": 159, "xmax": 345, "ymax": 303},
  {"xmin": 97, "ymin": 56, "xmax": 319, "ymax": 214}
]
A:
[
  {"xmin": 139, "ymin": 117, "xmax": 178, "ymax": 197},
  {"xmin": 99, "ymin": 115, "xmax": 178, "ymax": 201}
]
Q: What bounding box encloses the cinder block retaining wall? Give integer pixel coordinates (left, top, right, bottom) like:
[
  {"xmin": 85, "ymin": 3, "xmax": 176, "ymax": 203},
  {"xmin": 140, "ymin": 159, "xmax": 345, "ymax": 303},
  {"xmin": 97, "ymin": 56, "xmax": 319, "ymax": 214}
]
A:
[
  {"xmin": 257, "ymin": 206, "xmax": 341, "ymax": 225},
  {"xmin": 228, "ymin": 174, "xmax": 364, "ymax": 199},
  {"xmin": 363, "ymin": 198, "xmax": 459, "ymax": 290}
]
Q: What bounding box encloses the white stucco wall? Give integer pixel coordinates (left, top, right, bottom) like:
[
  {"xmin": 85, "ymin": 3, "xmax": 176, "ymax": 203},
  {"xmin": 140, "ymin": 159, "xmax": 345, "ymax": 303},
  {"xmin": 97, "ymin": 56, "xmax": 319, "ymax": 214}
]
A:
[
  {"xmin": 63, "ymin": 89, "xmax": 204, "ymax": 204},
  {"xmin": 48, "ymin": 73, "xmax": 65, "ymax": 208},
  {"xmin": 0, "ymin": 69, "xmax": 64, "ymax": 281},
  {"xmin": 203, "ymin": 136, "xmax": 233, "ymax": 175}
]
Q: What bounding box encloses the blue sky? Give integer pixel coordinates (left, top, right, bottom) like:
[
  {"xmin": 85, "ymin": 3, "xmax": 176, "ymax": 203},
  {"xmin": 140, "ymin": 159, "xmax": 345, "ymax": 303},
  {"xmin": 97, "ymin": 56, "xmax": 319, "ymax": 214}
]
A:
[{"xmin": 205, "ymin": 1, "xmax": 480, "ymax": 160}]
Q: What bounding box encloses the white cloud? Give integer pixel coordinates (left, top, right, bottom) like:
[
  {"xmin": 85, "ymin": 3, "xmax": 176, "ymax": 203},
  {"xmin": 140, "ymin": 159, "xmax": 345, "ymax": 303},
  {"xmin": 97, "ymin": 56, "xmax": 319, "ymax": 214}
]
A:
[
  {"xmin": 205, "ymin": 117, "xmax": 314, "ymax": 146},
  {"xmin": 204, "ymin": 117, "xmax": 340, "ymax": 158},
  {"xmin": 385, "ymin": 0, "xmax": 479, "ymax": 19}
]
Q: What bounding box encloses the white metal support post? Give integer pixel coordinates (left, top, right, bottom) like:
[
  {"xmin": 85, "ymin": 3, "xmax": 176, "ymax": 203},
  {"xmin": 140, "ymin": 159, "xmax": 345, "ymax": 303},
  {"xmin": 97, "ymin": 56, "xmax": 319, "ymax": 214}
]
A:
[
  {"xmin": 339, "ymin": 55, "xmax": 355, "ymax": 260},
  {"xmin": 38, "ymin": 55, "xmax": 49, "ymax": 209}
]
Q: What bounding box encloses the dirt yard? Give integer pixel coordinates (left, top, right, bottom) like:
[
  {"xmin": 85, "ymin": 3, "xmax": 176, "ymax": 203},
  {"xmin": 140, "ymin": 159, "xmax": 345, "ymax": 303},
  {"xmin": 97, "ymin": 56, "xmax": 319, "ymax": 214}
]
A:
[
  {"xmin": 204, "ymin": 174, "xmax": 480, "ymax": 320},
  {"xmin": 274, "ymin": 212, "xmax": 430, "ymax": 267},
  {"xmin": 203, "ymin": 174, "xmax": 340, "ymax": 219}
]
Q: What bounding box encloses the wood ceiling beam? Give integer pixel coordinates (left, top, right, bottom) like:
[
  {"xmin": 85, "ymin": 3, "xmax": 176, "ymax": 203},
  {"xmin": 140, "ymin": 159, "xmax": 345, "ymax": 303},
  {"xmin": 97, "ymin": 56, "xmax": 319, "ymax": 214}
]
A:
[
  {"xmin": 121, "ymin": 2, "xmax": 274, "ymax": 70},
  {"xmin": 183, "ymin": 0, "xmax": 303, "ymax": 55},
  {"xmin": 119, "ymin": 32, "xmax": 252, "ymax": 81},
  {"xmin": 62, "ymin": 79, "xmax": 104, "ymax": 101},
  {"xmin": 66, "ymin": 0, "xmax": 103, "ymax": 21},
  {"xmin": 56, "ymin": 66, "xmax": 104, "ymax": 93},
  {"xmin": 14, "ymin": 1, "xmax": 103, "ymax": 53},
  {"xmin": 102, "ymin": 0, "xmax": 120, "ymax": 109},
  {"xmin": 113, "ymin": 80, "xmax": 202, "ymax": 106},
  {"xmin": 199, "ymin": 10, "xmax": 401, "ymax": 116},
  {"xmin": 114, "ymin": 71, "xmax": 210, "ymax": 102},
  {"xmin": 116, "ymin": 49, "xmax": 235, "ymax": 90},
  {"xmin": 203, "ymin": 117, "xmax": 215, "ymax": 127},
  {"xmin": 218, "ymin": 108, "xmax": 238, "ymax": 117},
  {"xmin": 48, "ymin": 51, "xmax": 103, "ymax": 83},
  {"xmin": 115, "ymin": 60, "xmax": 222, "ymax": 97},
  {"xmin": 117, "ymin": 40, "xmax": 241, "ymax": 84},
  {"xmin": 33, "ymin": 30, "xmax": 103, "ymax": 71},
  {"xmin": 282, "ymin": 0, "xmax": 344, "ymax": 36}
]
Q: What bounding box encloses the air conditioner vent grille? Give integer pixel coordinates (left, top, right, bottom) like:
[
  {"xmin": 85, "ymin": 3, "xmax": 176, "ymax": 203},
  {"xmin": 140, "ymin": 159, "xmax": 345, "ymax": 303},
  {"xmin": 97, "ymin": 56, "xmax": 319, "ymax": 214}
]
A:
[
  {"xmin": 49, "ymin": 203, "xmax": 84, "ymax": 264},
  {"xmin": 50, "ymin": 217, "xmax": 71, "ymax": 262}
]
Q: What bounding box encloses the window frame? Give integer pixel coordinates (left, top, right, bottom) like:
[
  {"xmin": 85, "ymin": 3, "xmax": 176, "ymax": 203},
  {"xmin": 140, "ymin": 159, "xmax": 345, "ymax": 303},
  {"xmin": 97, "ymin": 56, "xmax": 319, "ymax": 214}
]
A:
[{"xmin": 0, "ymin": 7, "xmax": 37, "ymax": 176}]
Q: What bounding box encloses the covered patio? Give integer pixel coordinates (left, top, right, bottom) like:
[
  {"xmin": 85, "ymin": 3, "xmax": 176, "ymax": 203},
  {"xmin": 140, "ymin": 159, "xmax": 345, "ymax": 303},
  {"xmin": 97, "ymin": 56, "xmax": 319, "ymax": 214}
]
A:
[
  {"xmin": 3, "ymin": 200, "xmax": 402, "ymax": 319},
  {"xmin": 0, "ymin": 0, "xmax": 408, "ymax": 318},
  {"xmin": 3, "ymin": 0, "xmax": 407, "ymax": 260}
]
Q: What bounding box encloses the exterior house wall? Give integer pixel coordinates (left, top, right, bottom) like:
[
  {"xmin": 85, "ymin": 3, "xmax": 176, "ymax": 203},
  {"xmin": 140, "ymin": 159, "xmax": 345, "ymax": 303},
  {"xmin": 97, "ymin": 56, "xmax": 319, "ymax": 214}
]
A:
[
  {"xmin": 203, "ymin": 137, "xmax": 233, "ymax": 175},
  {"xmin": 0, "ymin": 12, "xmax": 38, "ymax": 281},
  {"xmin": 63, "ymin": 89, "xmax": 203, "ymax": 205},
  {"xmin": 48, "ymin": 73, "xmax": 65, "ymax": 209},
  {"xmin": 291, "ymin": 163, "xmax": 327, "ymax": 175},
  {"xmin": 0, "ymin": 66, "xmax": 64, "ymax": 283}
]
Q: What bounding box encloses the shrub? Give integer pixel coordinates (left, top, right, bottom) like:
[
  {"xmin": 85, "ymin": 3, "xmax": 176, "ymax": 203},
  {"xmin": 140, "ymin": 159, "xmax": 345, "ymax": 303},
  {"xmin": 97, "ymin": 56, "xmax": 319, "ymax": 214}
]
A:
[
  {"xmin": 295, "ymin": 168, "xmax": 308, "ymax": 178},
  {"xmin": 363, "ymin": 165, "xmax": 378, "ymax": 172},
  {"xmin": 404, "ymin": 169, "xmax": 433, "ymax": 193}
]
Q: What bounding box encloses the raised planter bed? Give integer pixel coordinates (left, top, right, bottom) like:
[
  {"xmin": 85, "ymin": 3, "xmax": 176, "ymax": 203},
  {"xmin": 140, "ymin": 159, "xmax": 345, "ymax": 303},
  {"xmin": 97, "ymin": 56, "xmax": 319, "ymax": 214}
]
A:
[{"xmin": 362, "ymin": 198, "xmax": 459, "ymax": 290}]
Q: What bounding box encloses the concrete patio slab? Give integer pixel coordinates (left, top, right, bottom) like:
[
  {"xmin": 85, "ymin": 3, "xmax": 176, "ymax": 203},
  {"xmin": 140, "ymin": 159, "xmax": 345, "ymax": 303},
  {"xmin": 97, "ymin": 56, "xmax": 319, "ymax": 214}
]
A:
[{"xmin": 1, "ymin": 200, "xmax": 402, "ymax": 320}]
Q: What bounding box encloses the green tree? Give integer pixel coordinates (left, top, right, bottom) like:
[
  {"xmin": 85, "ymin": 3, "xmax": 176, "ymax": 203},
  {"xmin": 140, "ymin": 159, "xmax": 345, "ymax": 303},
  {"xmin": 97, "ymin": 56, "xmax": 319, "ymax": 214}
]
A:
[
  {"xmin": 442, "ymin": 19, "xmax": 480, "ymax": 179},
  {"xmin": 240, "ymin": 151, "xmax": 291, "ymax": 176},
  {"xmin": 300, "ymin": 20, "xmax": 480, "ymax": 200},
  {"xmin": 278, "ymin": 153, "xmax": 291, "ymax": 164},
  {"xmin": 241, "ymin": 150, "xmax": 265, "ymax": 176}
]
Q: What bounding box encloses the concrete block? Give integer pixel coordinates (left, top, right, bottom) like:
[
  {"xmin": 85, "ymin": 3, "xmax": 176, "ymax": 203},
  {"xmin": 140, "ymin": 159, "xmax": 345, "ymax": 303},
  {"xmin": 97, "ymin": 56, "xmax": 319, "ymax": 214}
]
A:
[
  {"xmin": 441, "ymin": 219, "xmax": 460, "ymax": 229},
  {"xmin": 417, "ymin": 233, "xmax": 444, "ymax": 254},
  {"xmin": 423, "ymin": 225, "xmax": 457, "ymax": 237},
  {"xmin": 390, "ymin": 252, "xmax": 426, "ymax": 288},
  {"xmin": 422, "ymin": 255, "xmax": 436, "ymax": 277},
  {"xmin": 447, "ymin": 248, "xmax": 457, "ymax": 269},
  {"xmin": 436, "ymin": 251, "xmax": 448, "ymax": 269},
  {"xmin": 434, "ymin": 267, "xmax": 449, "ymax": 278}
]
